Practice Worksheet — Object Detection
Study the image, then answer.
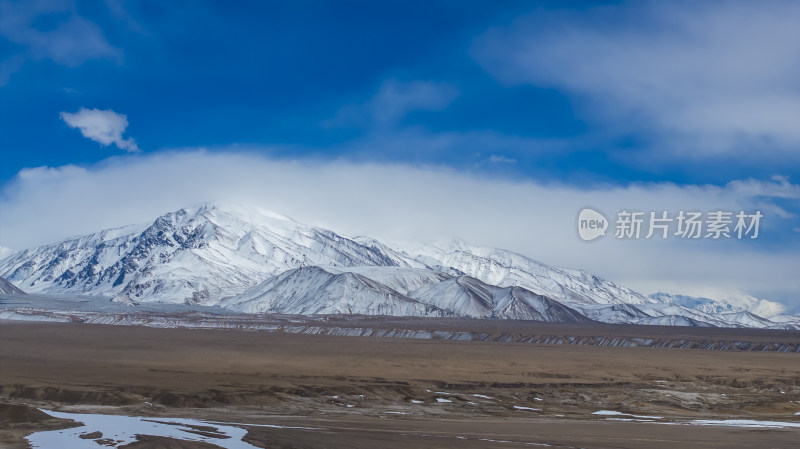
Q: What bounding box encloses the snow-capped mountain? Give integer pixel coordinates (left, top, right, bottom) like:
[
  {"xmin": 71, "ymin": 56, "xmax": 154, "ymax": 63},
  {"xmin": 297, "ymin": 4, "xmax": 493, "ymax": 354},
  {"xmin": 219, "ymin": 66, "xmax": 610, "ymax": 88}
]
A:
[
  {"xmin": 767, "ymin": 314, "xmax": 800, "ymax": 329},
  {"xmin": 0, "ymin": 202, "xmax": 649, "ymax": 308},
  {"xmin": 225, "ymin": 266, "xmax": 443, "ymax": 316},
  {"xmin": 0, "ymin": 203, "xmax": 412, "ymax": 303},
  {"xmin": 325, "ymin": 266, "xmax": 449, "ymax": 296},
  {"xmin": 398, "ymin": 240, "xmax": 654, "ymax": 306},
  {"xmin": 648, "ymin": 292, "xmax": 786, "ymax": 318},
  {"xmin": 0, "ymin": 245, "xmax": 16, "ymax": 262},
  {"xmin": 406, "ymin": 275, "xmax": 592, "ymax": 322},
  {"xmin": 0, "ymin": 202, "xmax": 796, "ymax": 329},
  {"xmin": 568, "ymin": 300, "xmax": 797, "ymax": 329},
  {"xmin": 223, "ymin": 266, "xmax": 592, "ymax": 322},
  {"xmin": 0, "ymin": 275, "xmax": 25, "ymax": 295}
]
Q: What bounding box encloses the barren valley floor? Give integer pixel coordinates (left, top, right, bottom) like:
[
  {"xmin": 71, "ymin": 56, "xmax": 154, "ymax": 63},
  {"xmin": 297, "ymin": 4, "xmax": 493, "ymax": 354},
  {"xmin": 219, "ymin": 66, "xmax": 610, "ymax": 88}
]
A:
[{"xmin": 1, "ymin": 320, "xmax": 800, "ymax": 448}]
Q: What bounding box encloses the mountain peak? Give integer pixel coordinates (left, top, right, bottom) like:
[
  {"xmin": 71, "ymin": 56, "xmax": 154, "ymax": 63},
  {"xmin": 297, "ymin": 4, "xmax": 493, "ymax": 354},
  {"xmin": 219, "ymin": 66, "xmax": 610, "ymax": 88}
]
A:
[
  {"xmin": 175, "ymin": 201, "xmax": 301, "ymax": 227},
  {"xmin": 0, "ymin": 245, "xmax": 16, "ymax": 262},
  {"xmin": 0, "ymin": 203, "xmax": 410, "ymax": 301}
]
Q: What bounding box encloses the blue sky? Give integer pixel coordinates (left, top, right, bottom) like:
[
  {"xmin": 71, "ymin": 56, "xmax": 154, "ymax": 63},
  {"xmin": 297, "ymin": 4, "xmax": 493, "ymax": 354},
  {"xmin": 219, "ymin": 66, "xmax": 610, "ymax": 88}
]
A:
[
  {"xmin": 1, "ymin": 0, "xmax": 799, "ymax": 307},
  {"xmin": 4, "ymin": 0, "xmax": 798, "ymax": 185}
]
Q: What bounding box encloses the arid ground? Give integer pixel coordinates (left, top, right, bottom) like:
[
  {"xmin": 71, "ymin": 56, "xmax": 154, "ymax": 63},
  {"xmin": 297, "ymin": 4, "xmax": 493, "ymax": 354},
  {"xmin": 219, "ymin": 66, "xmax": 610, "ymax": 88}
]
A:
[{"xmin": 1, "ymin": 320, "xmax": 800, "ymax": 448}]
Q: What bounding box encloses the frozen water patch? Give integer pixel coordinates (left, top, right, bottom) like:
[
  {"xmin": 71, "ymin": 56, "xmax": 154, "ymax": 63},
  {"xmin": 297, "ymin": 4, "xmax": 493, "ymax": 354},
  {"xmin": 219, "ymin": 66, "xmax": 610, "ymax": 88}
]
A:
[
  {"xmin": 513, "ymin": 406, "xmax": 541, "ymax": 411},
  {"xmin": 687, "ymin": 419, "xmax": 800, "ymax": 429},
  {"xmin": 591, "ymin": 413, "xmax": 800, "ymax": 429},
  {"xmin": 27, "ymin": 409, "xmax": 262, "ymax": 449},
  {"xmin": 593, "ymin": 410, "xmax": 663, "ymax": 420},
  {"xmin": 436, "ymin": 398, "xmax": 453, "ymax": 403},
  {"xmin": 410, "ymin": 400, "xmax": 424, "ymax": 404},
  {"xmin": 472, "ymin": 394, "xmax": 494, "ymax": 399},
  {"xmin": 0, "ymin": 310, "xmax": 71, "ymax": 322},
  {"xmin": 203, "ymin": 421, "xmax": 323, "ymax": 430},
  {"xmin": 478, "ymin": 438, "xmax": 552, "ymax": 446}
]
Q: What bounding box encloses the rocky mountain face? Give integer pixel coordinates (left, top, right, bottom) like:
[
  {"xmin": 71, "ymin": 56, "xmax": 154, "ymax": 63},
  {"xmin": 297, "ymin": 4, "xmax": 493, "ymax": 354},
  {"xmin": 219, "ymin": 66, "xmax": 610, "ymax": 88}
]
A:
[{"xmin": 0, "ymin": 202, "xmax": 795, "ymax": 329}]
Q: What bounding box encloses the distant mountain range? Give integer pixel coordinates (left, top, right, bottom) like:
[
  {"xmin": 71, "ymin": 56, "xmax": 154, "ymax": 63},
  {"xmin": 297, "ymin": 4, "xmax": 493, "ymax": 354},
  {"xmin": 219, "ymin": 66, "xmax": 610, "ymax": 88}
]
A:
[{"xmin": 0, "ymin": 202, "xmax": 796, "ymax": 329}]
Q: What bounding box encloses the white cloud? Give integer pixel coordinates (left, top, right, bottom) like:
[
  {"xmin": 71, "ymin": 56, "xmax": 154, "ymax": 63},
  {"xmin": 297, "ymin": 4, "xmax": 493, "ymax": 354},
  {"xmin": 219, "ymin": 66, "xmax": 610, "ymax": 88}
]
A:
[
  {"xmin": 472, "ymin": 0, "xmax": 800, "ymax": 158},
  {"xmin": 0, "ymin": 0, "xmax": 119, "ymax": 84},
  {"xmin": 0, "ymin": 151, "xmax": 798, "ymax": 308},
  {"xmin": 60, "ymin": 108, "xmax": 139, "ymax": 152},
  {"xmin": 325, "ymin": 79, "xmax": 459, "ymax": 128}
]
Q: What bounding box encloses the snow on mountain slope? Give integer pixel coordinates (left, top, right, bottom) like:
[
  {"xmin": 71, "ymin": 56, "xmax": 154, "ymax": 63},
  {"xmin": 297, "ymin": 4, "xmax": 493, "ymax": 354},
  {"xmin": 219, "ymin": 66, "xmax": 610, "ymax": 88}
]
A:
[
  {"xmin": 492, "ymin": 286, "xmax": 593, "ymax": 322},
  {"xmin": 573, "ymin": 302, "xmax": 768, "ymax": 328},
  {"xmin": 636, "ymin": 303, "xmax": 738, "ymax": 328},
  {"xmin": 0, "ymin": 202, "xmax": 652, "ymax": 310},
  {"xmin": 636, "ymin": 315, "xmax": 716, "ymax": 327},
  {"xmin": 0, "ymin": 275, "xmax": 25, "ymax": 295},
  {"xmin": 398, "ymin": 240, "xmax": 653, "ymax": 306},
  {"xmin": 405, "ymin": 275, "xmax": 591, "ymax": 322},
  {"xmin": 325, "ymin": 266, "xmax": 450, "ymax": 295},
  {"xmin": 0, "ymin": 245, "xmax": 16, "ymax": 262},
  {"xmin": 227, "ymin": 267, "xmax": 591, "ymax": 322},
  {"xmin": 570, "ymin": 303, "xmax": 652, "ymax": 324},
  {"xmin": 1, "ymin": 202, "xmax": 795, "ymax": 329},
  {"xmin": 573, "ymin": 302, "xmax": 800, "ymax": 329},
  {"xmin": 0, "ymin": 203, "xmax": 412, "ymax": 303},
  {"xmin": 350, "ymin": 237, "xmax": 428, "ymax": 270},
  {"xmin": 408, "ymin": 276, "xmax": 495, "ymax": 318},
  {"xmin": 649, "ymin": 292, "xmax": 786, "ymax": 318},
  {"xmin": 767, "ymin": 314, "xmax": 800, "ymax": 330},
  {"xmin": 225, "ymin": 266, "xmax": 445, "ymax": 316},
  {"xmin": 718, "ymin": 311, "xmax": 792, "ymax": 329}
]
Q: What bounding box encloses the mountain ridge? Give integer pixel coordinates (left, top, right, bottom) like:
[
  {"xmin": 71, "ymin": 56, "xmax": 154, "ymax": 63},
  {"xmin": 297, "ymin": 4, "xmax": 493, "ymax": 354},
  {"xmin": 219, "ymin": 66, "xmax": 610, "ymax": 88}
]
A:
[
  {"xmin": 0, "ymin": 202, "xmax": 794, "ymax": 329},
  {"xmin": 0, "ymin": 275, "xmax": 25, "ymax": 295}
]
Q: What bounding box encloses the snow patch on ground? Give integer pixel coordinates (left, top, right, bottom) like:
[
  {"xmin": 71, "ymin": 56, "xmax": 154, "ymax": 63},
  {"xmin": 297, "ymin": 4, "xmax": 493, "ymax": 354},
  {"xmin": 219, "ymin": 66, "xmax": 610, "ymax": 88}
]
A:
[
  {"xmin": 28, "ymin": 409, "xmax": 262, "ymax": 449},
  {"xmin": 593, "ymin": 410, "xmax": 663, "ymax": 420},
  {"xmin": 687, "ymin": 419, "xmax": 800, "ymax": 429},
  {"xmin": 472, "ymin": 394, "xmax": 494, "ymax": 399}
]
